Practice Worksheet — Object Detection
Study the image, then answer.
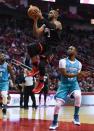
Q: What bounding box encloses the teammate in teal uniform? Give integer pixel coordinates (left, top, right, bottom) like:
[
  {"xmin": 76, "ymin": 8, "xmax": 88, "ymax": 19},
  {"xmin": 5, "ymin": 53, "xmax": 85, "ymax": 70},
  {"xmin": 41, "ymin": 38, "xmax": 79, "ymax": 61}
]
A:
[
  {"xmin": 49, "ymin": 46, "xmax": 90, "ymax": 130},
  {"xmin": 0, "ymin": 52, "xmax": 15, "ymax": 119}
]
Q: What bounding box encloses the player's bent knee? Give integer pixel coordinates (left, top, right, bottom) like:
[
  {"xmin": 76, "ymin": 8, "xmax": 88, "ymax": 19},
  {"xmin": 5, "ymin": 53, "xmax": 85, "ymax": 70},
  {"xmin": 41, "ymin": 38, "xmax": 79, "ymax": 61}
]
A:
[
  {"xmin": 54, "ymin": 99, "xmax": 64, "ymax": 114},
  {"xmin": 74, "ymin": 90, "xmax": 81, "ymax": 107},
  {"xmin": 56, "ymin": 99, "xmax": 64, "ymax": 107}
]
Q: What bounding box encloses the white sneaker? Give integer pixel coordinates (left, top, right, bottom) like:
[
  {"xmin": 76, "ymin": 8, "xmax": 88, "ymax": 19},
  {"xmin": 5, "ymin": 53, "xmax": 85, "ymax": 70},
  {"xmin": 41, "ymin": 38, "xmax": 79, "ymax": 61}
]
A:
[
  {"xmin": 3, "ymin": 114, "xmax": 7, "ymax": 121},
  {"xmin": 49, "ymin": 123, "xmax": 58, "ymax": 130},
  {"xmin": 73, "ymin": 115, "xmax": 80, "ymax": 125},
  {"xmin": 73, "ymin": 120, "xmax": 80, "ymax": 125}
]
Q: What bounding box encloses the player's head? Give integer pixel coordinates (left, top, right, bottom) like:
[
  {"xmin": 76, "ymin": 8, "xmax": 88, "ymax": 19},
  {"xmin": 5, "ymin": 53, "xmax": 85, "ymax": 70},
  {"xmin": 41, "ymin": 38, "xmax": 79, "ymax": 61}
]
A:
[
  {"xmin": 48, "ymin": 9, "xmax": 59, "ymax": 20},
  {"xmin": 0, "ymin": 52, "xmax": 5, "ymax": 63},
  {"xmin": 67, "ymin": 46, "xmax": 77, "ymax": 56}
]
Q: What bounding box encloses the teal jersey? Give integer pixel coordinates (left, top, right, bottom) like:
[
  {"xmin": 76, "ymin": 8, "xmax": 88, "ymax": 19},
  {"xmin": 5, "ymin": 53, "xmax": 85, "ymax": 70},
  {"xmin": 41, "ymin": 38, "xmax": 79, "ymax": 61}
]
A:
[
  {"xmin": 61, "ymin": 58, "xmax": 81, "ymax": 84},
  {"xmin": 55, "ymin": 58, "xmax": 82, "ymax": 101},
  {"xmin": 0, "ymin": 62, "xmax": 9, "ymax": 83}
]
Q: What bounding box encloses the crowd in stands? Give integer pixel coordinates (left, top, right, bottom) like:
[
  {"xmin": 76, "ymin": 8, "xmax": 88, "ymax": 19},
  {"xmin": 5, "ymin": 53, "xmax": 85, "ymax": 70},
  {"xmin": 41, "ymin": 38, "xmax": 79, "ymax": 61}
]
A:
[{"xmin": 0, "ymin": 17, "xmax": 94, "ymax": 92}]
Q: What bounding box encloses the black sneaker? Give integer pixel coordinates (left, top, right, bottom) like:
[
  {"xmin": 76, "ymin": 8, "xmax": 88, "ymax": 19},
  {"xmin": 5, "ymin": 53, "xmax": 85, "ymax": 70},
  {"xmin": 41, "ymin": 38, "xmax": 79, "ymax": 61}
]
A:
[
  {"xmin": 20, "ymin": 105, "xmax": 24, "ymax": 108},
  {"xmin": 24, "ymin": 106, "xmax": 28, "ymax": 110},
  {"xmin": 32, "ymin": 105, "xmax": 37, "ymax": 109}
]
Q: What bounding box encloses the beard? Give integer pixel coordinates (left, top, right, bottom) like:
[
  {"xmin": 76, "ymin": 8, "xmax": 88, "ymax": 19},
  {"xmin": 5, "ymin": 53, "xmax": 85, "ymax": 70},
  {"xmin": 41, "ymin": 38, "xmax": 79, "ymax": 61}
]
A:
[{"xmin": 48, "ymin": 16, "xmax": 54, "ymax": 21}]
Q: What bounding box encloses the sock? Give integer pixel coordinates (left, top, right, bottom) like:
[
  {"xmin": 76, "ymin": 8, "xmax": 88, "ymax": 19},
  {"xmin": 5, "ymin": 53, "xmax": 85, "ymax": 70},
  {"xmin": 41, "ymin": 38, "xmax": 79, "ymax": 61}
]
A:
[
  {"xmin": 53, "ymin": 114, "xmax": 58, "ymax": 125},
  {"xmin": 2, "ymin": 104, "xmax": 7, "ymax": 114},
  {"xmin": 74, "ymin": 106, "xmax": 80, "ymax": 116}
]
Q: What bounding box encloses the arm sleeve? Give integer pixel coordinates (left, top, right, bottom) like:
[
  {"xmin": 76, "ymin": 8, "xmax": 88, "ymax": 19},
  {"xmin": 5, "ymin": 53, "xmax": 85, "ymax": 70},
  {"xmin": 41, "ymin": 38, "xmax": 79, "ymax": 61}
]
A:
[
  {"xmin": 59, "ymin": 59, "xmax": 66, "ymax": 68},
  {"xmin": 78, "ymin": 62, "xmax": 82, "ymax": 73}
]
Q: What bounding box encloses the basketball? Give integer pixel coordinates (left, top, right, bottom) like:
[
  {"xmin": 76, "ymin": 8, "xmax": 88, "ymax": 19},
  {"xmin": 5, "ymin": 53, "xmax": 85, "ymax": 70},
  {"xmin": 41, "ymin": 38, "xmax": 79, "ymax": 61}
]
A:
[{"xmin": 28, "ymin": 5, "xmax": 40, "ymax": 19}]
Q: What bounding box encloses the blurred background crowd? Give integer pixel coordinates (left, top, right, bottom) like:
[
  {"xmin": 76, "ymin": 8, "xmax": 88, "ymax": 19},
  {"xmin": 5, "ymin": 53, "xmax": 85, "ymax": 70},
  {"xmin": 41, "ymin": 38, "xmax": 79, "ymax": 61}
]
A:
[{"xmin": 0, "ymin": 0, "xmax": 94, "ymax": 95}]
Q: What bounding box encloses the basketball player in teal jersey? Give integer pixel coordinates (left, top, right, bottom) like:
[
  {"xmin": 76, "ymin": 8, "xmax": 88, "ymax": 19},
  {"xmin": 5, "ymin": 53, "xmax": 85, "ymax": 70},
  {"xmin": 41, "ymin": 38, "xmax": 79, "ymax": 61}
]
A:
[
  {"xmin": 0, "ymin": 52, "xmax": 15, "ymax": 119},
  {"xmin": 49, "ymin": 46, "xmax": 90, "ymax": 130}
]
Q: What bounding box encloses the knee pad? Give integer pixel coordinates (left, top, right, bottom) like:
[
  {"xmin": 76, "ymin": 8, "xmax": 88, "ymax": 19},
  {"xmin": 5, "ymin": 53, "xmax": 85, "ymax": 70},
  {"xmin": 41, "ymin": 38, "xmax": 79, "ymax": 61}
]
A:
[{"xmin": 73, "ymin": 90, "xmax": 81, "ymax": 107}]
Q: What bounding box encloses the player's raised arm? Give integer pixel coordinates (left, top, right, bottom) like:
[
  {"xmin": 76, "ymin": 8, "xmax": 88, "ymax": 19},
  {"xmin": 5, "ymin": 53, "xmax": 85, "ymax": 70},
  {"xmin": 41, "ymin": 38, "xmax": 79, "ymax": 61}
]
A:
[
  {"xmin": 33, "ymin": 19, "xmax": 45, "ymax": 38},
  {"xmin": 28, "ymin": 5, "xmax": 44, "ymax": 38}
]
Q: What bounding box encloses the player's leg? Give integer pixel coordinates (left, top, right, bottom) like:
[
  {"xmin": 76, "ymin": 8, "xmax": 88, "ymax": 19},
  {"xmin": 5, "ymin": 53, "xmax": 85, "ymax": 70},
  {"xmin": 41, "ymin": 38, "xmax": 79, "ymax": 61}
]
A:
[
  {"xmin": 49, "ymin": 99, "xmax": 64, "ymax": 130},
  {"xmin": 49, "ymin": 84, "xmax": 68, "ymax": 130},
  {"xmin": 70, "ymin": 82, "xmax": 82, "ymax": 125},
  {"xmin": 27, "ymin": 42, "xmax": 47, "ymax": 93},
  {"xmin": 1, "ymin": 82, "xmax": 9, "ymax": 119},
  {"xmin": 33, "ymin": 50, "xmax": 55, "ymax": 93},
  {"xmin": 33, "ymin": 59, "xmax": 46, "ymax": 93},
  {"xmin": 73, "ymin": 90, "xmax": 81, "ymax": 125},
  {"xmin": 27, "ymin": 42, "xmax": 43, "ymax": 76},
  {"xmin": 1, "ymin": 90, "xmax": 8, "ymax": 119}
]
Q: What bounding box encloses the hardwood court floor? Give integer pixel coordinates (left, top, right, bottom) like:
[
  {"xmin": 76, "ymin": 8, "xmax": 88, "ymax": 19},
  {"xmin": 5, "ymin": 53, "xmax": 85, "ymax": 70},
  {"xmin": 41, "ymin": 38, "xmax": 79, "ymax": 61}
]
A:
[{"xmin": 0, "ymin": 106, "xmax": 94, "ymax": 131}]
